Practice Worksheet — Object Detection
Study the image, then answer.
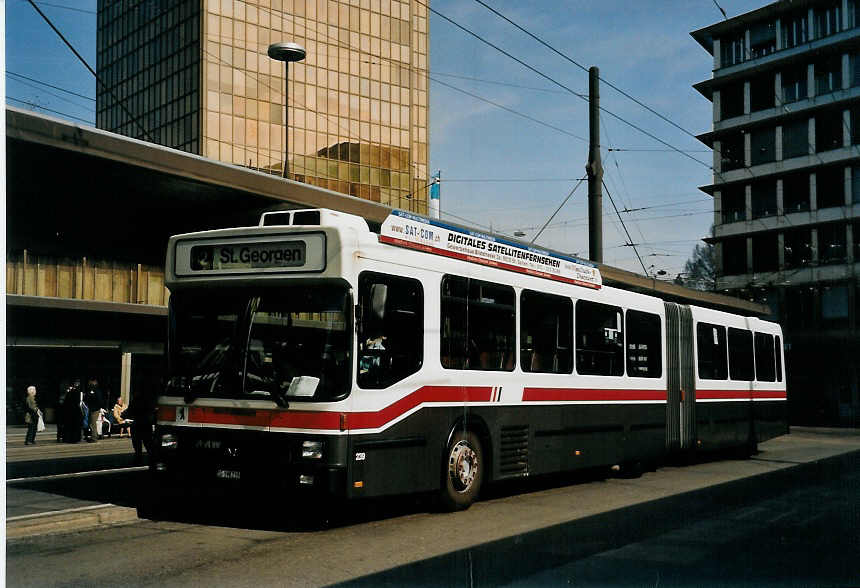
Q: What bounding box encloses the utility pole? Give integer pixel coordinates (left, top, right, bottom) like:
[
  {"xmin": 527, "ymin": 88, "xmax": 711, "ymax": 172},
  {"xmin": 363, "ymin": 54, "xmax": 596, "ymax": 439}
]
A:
[{"xmin": 587, "ymin": 66, "xmax": 603, "ymax": 263}]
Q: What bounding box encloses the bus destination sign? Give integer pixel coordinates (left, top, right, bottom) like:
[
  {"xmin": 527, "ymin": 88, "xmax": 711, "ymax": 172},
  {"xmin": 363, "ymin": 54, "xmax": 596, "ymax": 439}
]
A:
[
  {"xmin": 174, "ymin": 233, "xmax": 326, "ymax": 276},
  {"xmin": 380, "ymin": 211, "xmax": 601, "ymax": 289},
  {"xmin": 191, "ymin": 241, "xmax": 306, "ymax": 271}
]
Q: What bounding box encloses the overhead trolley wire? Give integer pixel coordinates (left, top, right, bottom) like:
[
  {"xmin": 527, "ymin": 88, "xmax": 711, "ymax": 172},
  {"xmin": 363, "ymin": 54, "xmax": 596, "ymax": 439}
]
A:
[
  {"xmin": 419, "ymin": 0, "xmax": 717, "ymax": 175},
  {"xmin": 22, "ymin": 0, "xmax": 96, "ymax": 15},
  {"xmin": 431, "ymin": 76, "xmax": 588, "ymax": 142},
  {"xmin": 6, "ymin": 71, "xmax": 95, "ymax": 102},
  {"xmin": 530, "ymin": 178, "xmax": 586, "ymax": 244},
  {"xmin": 25, "ymin": 0, "xmax": 154, "ymax": 142},
  {"xmin": 6, "ymin": 75, "xmax": 94, "ymax": 111},
  {"xmin": 602, "ymin": 178, "xmax": 649, "ymax": 275},
  {"xmin": 471, "ymin": 0, "xmax": 703, "ymax": 143},
  {"xmin": 7, "ymin": 97, "xmax": 95, "ymax": 124}
]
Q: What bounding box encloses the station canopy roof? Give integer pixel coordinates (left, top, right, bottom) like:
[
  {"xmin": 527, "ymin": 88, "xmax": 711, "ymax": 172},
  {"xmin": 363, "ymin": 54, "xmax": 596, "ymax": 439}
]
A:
[{"xmin": 5, "ymin": 107, "xmax": 768, "ymax": 316}]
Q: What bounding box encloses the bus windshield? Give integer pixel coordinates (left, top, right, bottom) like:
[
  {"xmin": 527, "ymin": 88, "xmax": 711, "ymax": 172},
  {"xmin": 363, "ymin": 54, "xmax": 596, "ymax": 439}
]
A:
[{"xmin": 166, "ymin": 285, "xmax": 352, "ymax": 403}]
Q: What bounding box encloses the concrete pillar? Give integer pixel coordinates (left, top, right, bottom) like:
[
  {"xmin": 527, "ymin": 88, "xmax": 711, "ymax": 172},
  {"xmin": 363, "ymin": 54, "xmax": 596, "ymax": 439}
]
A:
[
  {"xmin": 843, "ymin": 0, "xmax": 851, "ymax": 30},
  {"xmin": 847, "ymin": 223, "xmax": 855, "ymax": 262},
  {"xmin": 851, "ymin": 165, "xmax": 858, "ymax": 204},
  {"xmin": 811, "ymin": 227, "xmax": 819, "ymax": 263},
  {"xmin": 775, "ymin": 19, "xmax": 783, "ymax": 51},
  {"xmin": 745, "ymin": 183, "xmax": 753, "ymax": 219},
  {"xmin": 809, "ymin": 115, "xmax": 817, "ymax": 154},
  {"xmin": 843, "ymin": 53, "xmax": 851, "ymax": 90},
  {"xmin": 845, "ymin": 165, "xmax": 853, "ymax": 206},
  {"xmin": 778, "ymin": 232, "xmax": 786, "ymax": 270},
  {"xmin": 807, "ymin": 63, "xmax": 815, "ymax": 99},
  {"xmin": 713, "ymin": 38, "xmax": 722, "ymax": 70},
  {"xmin": 774, "ymin": 72, "xmax": 782, "ymax": 107},
  {"xmin": 713, "ymin": 140, "xmax": 722, "ymax": 172},
  {"xmin": 777, "ymin": 178, "xmax": 785, "ymax": 215},
  {"xmin": 743, "ymin": 81, "xmax": 751, "ymax": 115},
  {"xmin": 808, "ymin": 8, "xmax": 816, "ymax": 40},
  {"xmin": 746, "ymin": 236, "xmax": 754, "ymax": 273},
  {"xmin": 713, "ymin": 191, "xmax": 723, "ymax": 226},
  {"xmin": 713, "ymin": 89, "xmax": 722, "ymax": 123},
  {"xmin": 775, "ymin": 125, "xmax": 784, "ymax": 160},
  {"xmin": 810, "ymin": 172, "xmax": 818, "ymax": 210},
  {"xmin": 844, "ymin": 109, "xmax": 852, "ymax": 148},
  {"xmin": 744, "ymin": 132, "xmax": 752, "ymax": 167},
  {"xmin": 120, "ymin": 352, "xmax": 132, "ymax": 407}
]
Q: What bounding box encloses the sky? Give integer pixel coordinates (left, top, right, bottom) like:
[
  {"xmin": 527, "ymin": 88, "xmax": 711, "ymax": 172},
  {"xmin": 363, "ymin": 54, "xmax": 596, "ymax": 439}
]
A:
[{"xmin": 4, "ymin": 0, "xmax": 757, "ymax": 278}]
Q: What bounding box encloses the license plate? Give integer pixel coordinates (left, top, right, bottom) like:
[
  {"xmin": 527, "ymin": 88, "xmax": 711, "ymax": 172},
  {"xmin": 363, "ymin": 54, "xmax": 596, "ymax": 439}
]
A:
[{"xmin": 216, "ymin": 469, "xmax": 241, "ymax": 481}]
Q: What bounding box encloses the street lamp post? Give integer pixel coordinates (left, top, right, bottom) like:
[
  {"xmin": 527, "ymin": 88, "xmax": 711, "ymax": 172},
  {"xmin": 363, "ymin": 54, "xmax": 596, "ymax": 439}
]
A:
[{"xmin": 267, "ymin": 42, "xmax": 306, "ymax": 179}]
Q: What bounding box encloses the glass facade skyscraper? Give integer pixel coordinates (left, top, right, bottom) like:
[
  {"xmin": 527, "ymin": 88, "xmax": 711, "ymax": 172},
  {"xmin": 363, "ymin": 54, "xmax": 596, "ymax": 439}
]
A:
[{"xmin": 97, "ymin": 0, "xmax": 430, "ymax": 213}]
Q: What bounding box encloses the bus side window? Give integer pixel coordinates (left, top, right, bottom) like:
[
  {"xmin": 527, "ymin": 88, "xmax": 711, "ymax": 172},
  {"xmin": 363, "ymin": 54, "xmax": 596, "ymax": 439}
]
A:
[
  {"xmin": 575, "ymin": 300, "xmax": 624, "ymax": 376},
  {"xmin": 728, "ymin": 327, "xmax": 754, "ymax": 381},
  {"xmin": 754, "ymin": 332, "xmax": 776, "ymax": 382},
  {"xmin": 775, "ymin": 335, "xmax": 783, "ymax": 382},
  {"xmin": 521, "ymin": 290, "xmax": 572, "ymax": 374},
  {"xmin": 625, "ymin": 309, "xmax": 661, "ymax": 378},
  {"xmin": 697, "ymin": 322, "xmax": 727, "ymax": 380},
  {"xmin": 441, "ymin": 275, "xmax": 515, "ymax": 371},
  {"xmin": 357, "ymin": 272, "xmax": 423, "ymax": 389}
]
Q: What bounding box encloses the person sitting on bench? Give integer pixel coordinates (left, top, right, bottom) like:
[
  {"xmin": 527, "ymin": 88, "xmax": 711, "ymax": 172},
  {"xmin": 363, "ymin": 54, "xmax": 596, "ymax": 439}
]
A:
[{"xmin": 111, "ymin": 397, "xmax": 132, "ymax": 438}]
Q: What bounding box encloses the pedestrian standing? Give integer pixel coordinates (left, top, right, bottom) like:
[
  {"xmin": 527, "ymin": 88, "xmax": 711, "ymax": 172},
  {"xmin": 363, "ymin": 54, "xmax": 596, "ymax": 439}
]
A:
[
  {"xmin": 24, "ymin": 385, "xmax": 40, "ymax": 445},
  {"xmin": 61, "ymin": 380, "xmax": 83, "ymax": 443},
  {"xmin": 124, "ymin": 391, "xmax": 155, "ymax": 464},
  {"xmin": 84, "ymin": 378, "xmax": 105, "ymax": 442}
]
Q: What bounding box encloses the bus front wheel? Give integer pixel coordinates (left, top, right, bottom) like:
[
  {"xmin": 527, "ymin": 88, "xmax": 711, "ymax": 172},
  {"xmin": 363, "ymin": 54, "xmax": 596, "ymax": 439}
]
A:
[{"xmin": 440, "ymin": 431, "xmax": 483, "ymax": 511}]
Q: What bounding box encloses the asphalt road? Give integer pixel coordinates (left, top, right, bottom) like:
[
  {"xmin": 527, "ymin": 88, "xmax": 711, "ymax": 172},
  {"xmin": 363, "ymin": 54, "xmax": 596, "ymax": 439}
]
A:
[
  {"xmin": 5, "ymin": 433, "xmax": 859, "ymax": 587},
  {"xmin": 343, "ymin": 459, "xmax": 860, "ymax": 587}
]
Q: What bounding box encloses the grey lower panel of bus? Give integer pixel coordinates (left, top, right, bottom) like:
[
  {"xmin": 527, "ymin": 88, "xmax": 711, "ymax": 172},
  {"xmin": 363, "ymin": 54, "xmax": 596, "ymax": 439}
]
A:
[
  {"xmin": 347, "ymin": 402, "xmax": 667, "ymax": 500},
  {"xmin": 755, "ymin": 400, "xmax": 789, "ymax": 443},
  {"xmin": 347, "ymin": 397, "xmax": 784, "ymax": 500}
]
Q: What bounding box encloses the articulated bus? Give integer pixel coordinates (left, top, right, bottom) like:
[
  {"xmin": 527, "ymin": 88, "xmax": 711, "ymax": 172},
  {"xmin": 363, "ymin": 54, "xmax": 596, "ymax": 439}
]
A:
[{"xmin": 149, "ymin": 208, "xmax": 787, "ymax": 512}]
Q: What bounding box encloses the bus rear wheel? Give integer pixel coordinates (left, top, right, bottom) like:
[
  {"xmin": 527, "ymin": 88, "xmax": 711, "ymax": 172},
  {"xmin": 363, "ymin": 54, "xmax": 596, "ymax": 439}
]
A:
[{"xmin": 440, "ymin": 431, "xmax": 483, "ymax": 511}]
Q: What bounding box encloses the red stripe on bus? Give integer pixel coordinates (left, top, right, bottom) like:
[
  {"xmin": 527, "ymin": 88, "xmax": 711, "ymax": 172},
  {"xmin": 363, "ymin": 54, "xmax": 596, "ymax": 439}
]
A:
[
  {"xmin": 190, "ymin": 407, "xmax": 271, "ymax": 427},
  {"xmin": 522, "ymin": 388, "xmax": 667, "ymax": 402},
  {"xmin": 696, "ymin": 390, "xmax": 787, "ymax": 400},
  {"xmin": 159, "ymin": 386, "xmax": 493, "ymax": 431},
  {"xmin": 267, "ymin": 410, "xmax": 342, "ymax": 429},
  {"xmin": 752, "ymin": 390, "xmax": 787, "ymax": 399},
  {"xmin": 346, "ymin": 385, "xmax": 493, "ymax": 430},
  {"xmin": 696, "ymin": 390, "xmax": 748, "ymax": 400},
  {"xmin": 158, "ymin": 406, "xmax": 177, "ymax": 422},
  {"xmin": 379, "ymin": 236, "xmax": 601, "ymax": 290}
]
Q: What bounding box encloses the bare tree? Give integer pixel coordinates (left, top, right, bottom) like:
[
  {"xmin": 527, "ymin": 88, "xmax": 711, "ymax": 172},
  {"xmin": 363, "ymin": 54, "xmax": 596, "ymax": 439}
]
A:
[{"xmin": 678, "ymin": 226, "xmax": 715, "ymax": 291}]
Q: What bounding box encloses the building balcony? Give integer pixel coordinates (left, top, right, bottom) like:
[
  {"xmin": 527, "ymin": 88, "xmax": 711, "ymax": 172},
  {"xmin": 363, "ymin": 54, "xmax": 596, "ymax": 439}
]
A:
[
  {"xmin": 714, "ymin": 203, "xmax": 860, "ymax": 238},
  {"xmin": 693, "ymin": 26, "xmax": 860, "ymax": 87},
  {"xmin": 701, "ymin": 146, "xmax": 860, "ymax": 191},
  {"xmin": 716, "ymin": 261, "xmax": 860, "ymax": 290},
  {"xmin": 702, "ymin": 85, "xmax": 860, "ymax": 138}
]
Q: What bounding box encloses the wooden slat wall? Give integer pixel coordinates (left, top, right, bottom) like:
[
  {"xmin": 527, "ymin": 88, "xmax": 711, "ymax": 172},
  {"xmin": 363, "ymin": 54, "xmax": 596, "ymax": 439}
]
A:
[{"xmin": 6, "ymin": 251, "xmax": 169, "ymax": 306}]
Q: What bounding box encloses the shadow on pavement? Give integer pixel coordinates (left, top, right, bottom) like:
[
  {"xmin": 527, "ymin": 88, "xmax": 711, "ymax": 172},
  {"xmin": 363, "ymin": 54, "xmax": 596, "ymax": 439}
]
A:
[
  {"xmin": 9, "ymin": 469, "xmax": 149, "ymax": 510},
  {"xmin": 334, "ymin": 452, "xmax": 858, "ymax": 587}
]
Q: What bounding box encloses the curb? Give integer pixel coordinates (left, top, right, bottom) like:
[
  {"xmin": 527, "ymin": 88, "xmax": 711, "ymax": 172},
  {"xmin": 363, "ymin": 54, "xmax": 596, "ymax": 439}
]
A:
[
  {"xmin": 6, "ymin": 444, "xmax": 858, "ymax": 542},
  {"xmin": 6, "ymin": 505, "xmax": 140, "ymax": 539}
]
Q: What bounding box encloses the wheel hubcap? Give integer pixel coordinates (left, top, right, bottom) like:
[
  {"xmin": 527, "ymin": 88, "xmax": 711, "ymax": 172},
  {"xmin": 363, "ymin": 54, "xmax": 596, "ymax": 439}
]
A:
[{"xmin": 449, "ymin": 440, "xmax": 478, "ymax": 493}]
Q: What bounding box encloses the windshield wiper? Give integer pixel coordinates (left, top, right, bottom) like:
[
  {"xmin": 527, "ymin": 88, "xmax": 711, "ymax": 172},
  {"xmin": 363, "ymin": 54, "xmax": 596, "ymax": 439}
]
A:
[{"xmin": 244, "ymin": 371, "xmax": 289, "ymax": 408}]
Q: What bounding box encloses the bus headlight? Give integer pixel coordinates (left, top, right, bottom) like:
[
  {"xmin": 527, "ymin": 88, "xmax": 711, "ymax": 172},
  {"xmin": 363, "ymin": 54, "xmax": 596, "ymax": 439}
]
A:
[
  {"xmin": 161, "ymin": 433, "xmax": 178, "ymax": 450},
  {"xmin": 302, "ymin": 440, "xmax": 323, "ymax": 459}
]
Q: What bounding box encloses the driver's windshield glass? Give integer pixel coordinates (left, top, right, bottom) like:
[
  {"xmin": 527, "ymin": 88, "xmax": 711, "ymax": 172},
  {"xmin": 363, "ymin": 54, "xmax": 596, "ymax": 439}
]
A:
[{"xmin": 167, "ymin": 285, "xmax": 351, "ymax": 402}]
